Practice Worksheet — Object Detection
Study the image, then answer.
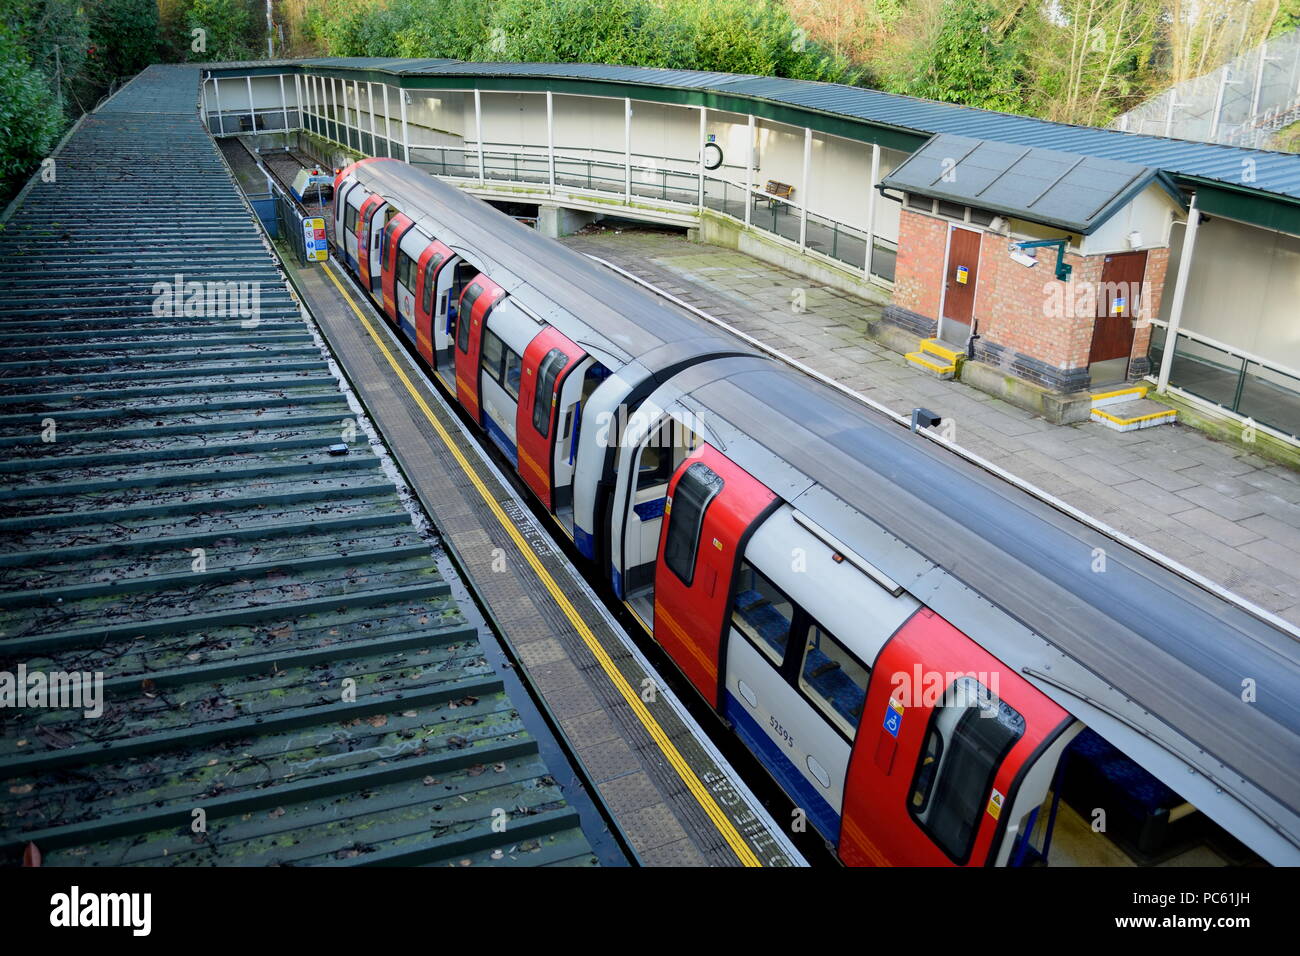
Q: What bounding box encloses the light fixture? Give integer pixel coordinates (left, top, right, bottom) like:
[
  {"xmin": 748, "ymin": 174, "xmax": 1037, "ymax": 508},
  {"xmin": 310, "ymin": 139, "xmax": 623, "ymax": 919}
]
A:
[
  {"xmin": 1127, "ymin": 230, "xmax": 1143, "ymax": 249},
  {"xmin": 1009, "ymin": 248, "xmax": 1039, "ymax": 268}
]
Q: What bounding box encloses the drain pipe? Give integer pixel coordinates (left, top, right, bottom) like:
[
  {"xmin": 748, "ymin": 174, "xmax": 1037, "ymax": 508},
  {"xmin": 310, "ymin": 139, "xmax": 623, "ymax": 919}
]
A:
[{"xmin": 1157, "ymin": 192, "xmax": 1200, "ymax": 394}]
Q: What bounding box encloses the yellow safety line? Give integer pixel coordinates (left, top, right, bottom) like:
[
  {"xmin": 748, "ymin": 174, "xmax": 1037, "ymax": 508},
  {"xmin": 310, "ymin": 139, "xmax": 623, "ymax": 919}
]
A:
[{"xmin": 322, "ymin": 264, "xmax": 763, "ymax": 867}]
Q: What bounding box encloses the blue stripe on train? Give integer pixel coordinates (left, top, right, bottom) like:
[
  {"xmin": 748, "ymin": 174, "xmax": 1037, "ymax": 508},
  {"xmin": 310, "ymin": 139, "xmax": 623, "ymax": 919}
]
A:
[
  {"xmin": 483, "ymin": 414, "xmax": 518, "ymax": 469},
  {"xmin": 723, "ymin": 690, "xmax": 841, "ymax": 845}
]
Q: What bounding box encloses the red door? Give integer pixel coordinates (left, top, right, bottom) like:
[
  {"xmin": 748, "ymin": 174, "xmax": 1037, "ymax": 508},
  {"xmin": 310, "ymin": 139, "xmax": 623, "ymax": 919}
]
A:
[
  {"xmin": 942, "ymin": 226, "xmax": 981, "ymax": 341},
  {"xmin": 355, "ymin": 194, "xmax": 384, "ymax": 292},
  {"xmin": 1089, "ymin": 251, "xmax": 1147, "ymax": 366},
  {"xmin": 414, "ymin": 239, "xmax": 454, "ymax": 366},
  {"xmin": 380, "ymin": 214, "xmax": 414, "ymax": 323},
  {"xmin": 453, "ymin": 276, "xmax": 504, "ymax": 424},
  {"xmin": 515, "ymin": 327, "xmax": 585, "ymax": 510},
  {"xmin": 653, "ymin": 445, "xmax": 777, "ymax": 707},
  {"xmin": 838, "ymin": 608, "xmax": 1071, "ymax": 866}
]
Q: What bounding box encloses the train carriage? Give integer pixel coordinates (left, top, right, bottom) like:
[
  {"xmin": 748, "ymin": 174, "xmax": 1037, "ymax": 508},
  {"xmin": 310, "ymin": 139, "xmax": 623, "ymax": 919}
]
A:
[{"xmin": 328, "ymin": 158, "xmax": 1300, "ymax": 867}]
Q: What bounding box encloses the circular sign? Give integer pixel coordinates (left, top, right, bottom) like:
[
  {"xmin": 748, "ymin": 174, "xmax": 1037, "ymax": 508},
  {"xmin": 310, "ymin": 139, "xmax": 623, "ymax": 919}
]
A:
[{"xmin": 702, "ymin": 142, "xmax": 724, "ymax": 170}]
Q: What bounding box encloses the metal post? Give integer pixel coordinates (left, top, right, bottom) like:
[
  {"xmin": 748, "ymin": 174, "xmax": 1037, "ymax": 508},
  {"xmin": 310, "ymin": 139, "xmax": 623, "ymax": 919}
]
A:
[
  {"xmin": 214, "ymin": 77, "xmax": 224, "ymax": 135},
  {"xmin": 330, "ymin": 78, "xmax": 340, "ymax": 144},
  {"xmin": 624, "ymin": 98, "xmax": 632, "ymax": 204},
  {"xmin": 744, "ymin": 114, "xmax": 754, "ymax": 227},
  {"xmin": 799, "ymin": 127, "xmax": 811, "ymax": 249},
  {"xmin": 1157, "ymin": 193, "xmax": 1200, "ymax": 394},
  {"xmin": 367, "ymin": 82, "xmax": 378, "ymax": 155},
  {"xmin": 697, "ymin": 106, "xmax": 706, "ymax": 209},
  {"xmin": 293, "ymin": 74, "xmax": 303, "ymax": 133},
  {"xmin": 278, "ymin": 74, "xmax": 289, "ymax": 132},
  {"xmin": 400, "ymin": 88, "xmax": 411, "ymax": 163},
  {"xmin": 474, "ymin": 89, "xmax": 485, "ymax": 182},
  {"xmin": 1210, "ymin": 66, "xmax": 1229, "ymax": 142},
  {"xmin": 865, "ymin": 143, "xmax": 880, "ymax": 276},
  {"xmin": 200, "ymin": 77, "xmax": 210, "ymax": 131},
  {"xmin": 382, "ymin": 85, "xmax": 393, "ymax": 158},
  {"xmin": 1164, "ymin": 88, "xmax": 1176, "ymax": 137},
  {"xmin": 355, "ymin": 81, "xmax": 365, "ymax": 149},
  {"xmin": 1250, "ymin": 45, "xmax": 1268, "ymax": 121},
  {"xmin": 547, "ymin": 91, "xmax": 555, "ymax": 192},
  {"xmin": 246, "ymin": 75, "xmax": 256, "ymax": 131}
]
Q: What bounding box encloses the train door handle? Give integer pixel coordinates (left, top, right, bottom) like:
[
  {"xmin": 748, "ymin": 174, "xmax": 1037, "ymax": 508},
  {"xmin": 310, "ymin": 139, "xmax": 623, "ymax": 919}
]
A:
[{"xmin": 738, "ymin": 680, "xmax": 757, "ymax": 708}]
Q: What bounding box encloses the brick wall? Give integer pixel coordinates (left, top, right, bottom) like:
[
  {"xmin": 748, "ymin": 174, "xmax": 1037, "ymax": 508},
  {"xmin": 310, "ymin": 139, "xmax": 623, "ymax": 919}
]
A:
[
  {"xmin": 974, "ymin": 242, "xmax": 1097, "ymax": 372},
  {"xmin": 893, "ymin": 209, "xmax": 946, "ymax": 320},
  {"xmin": 1130, "ymin": 246, "xmax": 1169, "ymax": 367},
  {"xmin": 890, "ymin": 207, "xmax": 1173, "ymax": 392}
]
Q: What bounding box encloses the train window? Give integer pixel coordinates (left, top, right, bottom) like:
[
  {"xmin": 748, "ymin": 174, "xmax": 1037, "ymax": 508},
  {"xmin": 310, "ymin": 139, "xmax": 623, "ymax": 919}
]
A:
[
  {"xmin": 797, "ymin": 624, "xmax": 869, "ymax": 739},
  {"xmin": 345, "ymin": 204, "xmax": 359, "ymax": 235},
  {"xmin": 533, "ymin": 349, "xmax": 567, "ymax": 437},
  {"xmin": 637, "ymin": 421, "xmax": 678, "ymax": 491},
  {"xmin": 381, "ymin": 222, "xmax": 397, "ymax": 272},
  {"xmin": 423, "ymin": 252, "xmax": 444, "ymax": 310},
  {"xmin": 908, "ymin": 677, "xmax": 1026, "ymax": 865},
  {"xmin": 398, "ymin": 251, "xmax": 416, "ymax": 291},
  {"xmin": 502, "ymin": 347, "xmax": 523, "ymax": 401},
  {"xmin": 731, "ymin": 562, "xmax": 793, "ymax": 666},
  {"xmin": 663, "ymin": 462, "xmax": 723, "ymax": 586},
  {"xmin": 456, "ymin": 287, "xmax": 475, "ymax": 354},
  {"xmin": 481, "ymin": 329, "xmax": 505, "ymax": 381}
]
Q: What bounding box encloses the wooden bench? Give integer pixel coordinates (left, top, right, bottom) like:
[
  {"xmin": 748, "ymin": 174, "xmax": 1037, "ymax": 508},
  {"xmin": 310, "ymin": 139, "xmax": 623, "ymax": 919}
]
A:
[{"xmin": 754, "ymin": 179, "xmax": 794, "ymax": 211}]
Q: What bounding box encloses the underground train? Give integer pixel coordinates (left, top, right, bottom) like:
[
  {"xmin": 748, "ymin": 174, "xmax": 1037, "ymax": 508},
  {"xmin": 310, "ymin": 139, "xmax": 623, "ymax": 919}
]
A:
[{"xmin": 331, "ymin": 157, "xmax": 1300, "ymax": 867}]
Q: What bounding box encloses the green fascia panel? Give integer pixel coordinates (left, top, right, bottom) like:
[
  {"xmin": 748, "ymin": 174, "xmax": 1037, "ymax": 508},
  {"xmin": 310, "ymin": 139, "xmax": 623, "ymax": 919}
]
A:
[{"xmin": 1179, "ymin": 177, "xmax": 1300, "ymax": 236}]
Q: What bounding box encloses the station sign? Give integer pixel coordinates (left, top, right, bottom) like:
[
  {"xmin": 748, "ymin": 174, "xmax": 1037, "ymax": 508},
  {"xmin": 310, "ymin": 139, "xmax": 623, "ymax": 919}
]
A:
[{"xmin": 302, "ymin": 216, "xmax": 328, "ymax": 263}]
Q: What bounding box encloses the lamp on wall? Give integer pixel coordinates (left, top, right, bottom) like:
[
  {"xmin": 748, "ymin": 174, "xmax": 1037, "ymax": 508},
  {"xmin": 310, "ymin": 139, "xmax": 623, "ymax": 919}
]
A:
[{"xmin": 1127, "ymin": 230, "xmax": 1143, "ymax": 249}]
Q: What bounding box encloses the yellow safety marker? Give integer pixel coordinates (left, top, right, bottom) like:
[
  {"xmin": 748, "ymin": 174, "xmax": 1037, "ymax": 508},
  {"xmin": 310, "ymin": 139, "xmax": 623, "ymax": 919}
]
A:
[{"xmin": 323, "ymin": 264, "xmax": 762, "ymax": 867}]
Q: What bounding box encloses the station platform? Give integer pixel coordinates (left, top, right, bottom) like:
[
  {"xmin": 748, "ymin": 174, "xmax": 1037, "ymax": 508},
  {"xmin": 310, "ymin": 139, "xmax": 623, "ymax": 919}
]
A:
[
  {"xmin": 561, "ymin": 229, "xmax": 1300, "ymax": 632},
  {"xmin": 0, "ymin": 66, "xmax": 611, "ymax": 867},
  {"xmin": 279, "ymin": 257, "xmax": 804, "ymax": 867}
]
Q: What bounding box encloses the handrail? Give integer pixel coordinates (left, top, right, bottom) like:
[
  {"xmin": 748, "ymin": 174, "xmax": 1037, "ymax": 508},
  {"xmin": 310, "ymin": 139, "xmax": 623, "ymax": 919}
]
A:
[{"xmin": 1150, "ymin": 317, "xmax": 1300, "ymax": 383}]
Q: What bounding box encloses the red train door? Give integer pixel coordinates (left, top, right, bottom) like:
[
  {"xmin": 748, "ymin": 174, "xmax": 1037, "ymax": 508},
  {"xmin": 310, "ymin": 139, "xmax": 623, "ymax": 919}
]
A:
[
  {"xmin": 380, "ymin": 213, "xmax": 415, "ymax": 323},
  {"xmin": 653, "ymin": 445, "xmax": 777, "ymax": 707},
  {"xmin": 453, "ymin": 276, "xmax": 505, "ymax": 424},
  {"xmin": 515, "ymin": 328, "xmax": 585, "ymax": 510},
  {"xmin": 414, "ymin": 240, "xmax": 454, "ymax": 366},
  {"xmin": 355, "ymin": 194, "xmax": 385, "ymax": 293},
  {"xmin": 838, "ymin": 608, "xmax": 1072, "ymax": 866}
]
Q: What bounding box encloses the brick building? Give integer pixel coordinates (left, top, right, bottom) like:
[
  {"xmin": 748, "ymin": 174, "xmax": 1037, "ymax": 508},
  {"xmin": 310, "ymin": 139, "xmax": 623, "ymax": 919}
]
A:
[{"xmin": 880, "ymin": 135, "xmax": 1185, "ymax": 404}]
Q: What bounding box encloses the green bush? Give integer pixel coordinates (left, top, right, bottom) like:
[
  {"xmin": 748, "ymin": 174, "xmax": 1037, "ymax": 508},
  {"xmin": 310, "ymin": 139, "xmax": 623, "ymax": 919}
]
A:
[{"xmin": 0, "ymin": 25, "xmax": 63, "ymax": 204}]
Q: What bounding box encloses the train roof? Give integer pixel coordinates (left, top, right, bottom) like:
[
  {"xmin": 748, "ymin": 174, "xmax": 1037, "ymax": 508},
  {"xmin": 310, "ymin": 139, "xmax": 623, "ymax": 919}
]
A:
[
  {"xmin": 665, "ymin": 355, "xmax": 1300, "ymax": 862},
  {"xmin": 349, "ymin": 160, "xmax": 752, "ymax": 371}
]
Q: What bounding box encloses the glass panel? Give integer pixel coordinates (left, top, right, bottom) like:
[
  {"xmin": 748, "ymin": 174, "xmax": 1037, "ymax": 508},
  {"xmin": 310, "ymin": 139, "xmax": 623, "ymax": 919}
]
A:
[
  {"xmin": 663, "ymin": 461, "xmax": 723, "ymax": 586},
  {"xmin": 480, "ymin": 329, "xmax": 504, "ymax": 382},
  {"xmin": 731, "ymin": 562, "xmax": 793, "ymax": 666},
  {"xmin": 502, "ymin": 347, "xmax": 523, "ymax": 401},
  {"xmin": 798, "ymin": 624, "xmax": 870, "ymax": 737},
  {"xmin": 1237, "ymin": 359, "xmax": 1300, "ymax": 439},
  {"xmin": 533, "ymin": 349, "xmax": 567, "ymax": 436},
  {"xmin": 908, "ymin": 677, "xmax": 1025, "ymax": 865}
]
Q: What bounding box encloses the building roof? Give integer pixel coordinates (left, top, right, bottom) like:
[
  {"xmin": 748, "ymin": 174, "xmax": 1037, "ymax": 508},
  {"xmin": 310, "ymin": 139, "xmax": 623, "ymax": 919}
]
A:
[
  {"xmin": 880, "ymin": 133, "xmax": 1184, "ymax": 234},
  {"xmin": 207, "ymin": 57, "xmax": 1300, "ymax": 232},
  {"xmin": 0, "ymin": 65, "xmax": 598, "ymax": 867}
]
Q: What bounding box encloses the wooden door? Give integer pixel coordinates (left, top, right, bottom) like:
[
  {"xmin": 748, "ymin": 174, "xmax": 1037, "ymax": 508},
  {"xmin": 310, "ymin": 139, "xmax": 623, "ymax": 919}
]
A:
[
  {"xmin": 942, "ymin": 227, "xmax": 981, "ymax": 341},
  {"xmin": 1089, "ymin": 251, "xmax": 1147, "ymax": 366}
]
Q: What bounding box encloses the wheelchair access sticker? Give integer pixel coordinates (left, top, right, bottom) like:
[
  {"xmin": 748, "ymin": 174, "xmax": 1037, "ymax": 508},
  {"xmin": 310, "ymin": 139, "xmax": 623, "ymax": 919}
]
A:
[{"xmin": 883, "ymin": 697, "xmax": 904, "ymax": 738}]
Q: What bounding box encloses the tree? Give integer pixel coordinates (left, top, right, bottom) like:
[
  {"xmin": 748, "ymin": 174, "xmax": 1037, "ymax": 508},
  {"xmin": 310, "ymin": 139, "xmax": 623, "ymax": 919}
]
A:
[
  {"xmin": 87, "ymin": 0, "xmax": 160, "ymax": 85},
  {"xmin": 185, "ymin": 0, "xmax": 259, "ymax": 61},
  {"xmin": 0, "ymin": 24, "xmax": 62, "ymax": 203},
  {"xmin": 894, "ymin": 0, "xmax": 1030, "ymax": 113}
]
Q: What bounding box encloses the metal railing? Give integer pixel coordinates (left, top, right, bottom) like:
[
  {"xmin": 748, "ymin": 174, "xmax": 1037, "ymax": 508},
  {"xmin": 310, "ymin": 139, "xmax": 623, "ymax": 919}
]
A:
[
  {"xmin": 292, "ymin": 109, "xmax": 898, "ymax": 284},
  {"xmin": 1149, "ymin": 320, "xmax": 1300, "ymax": 439}
]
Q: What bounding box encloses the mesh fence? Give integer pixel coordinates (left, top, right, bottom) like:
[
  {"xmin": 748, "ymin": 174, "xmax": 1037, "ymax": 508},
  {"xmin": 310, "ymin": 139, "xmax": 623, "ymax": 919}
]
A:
[{"xmin": 1112, "ymin": 30, "xmax": 1300, "ymax": 149}]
